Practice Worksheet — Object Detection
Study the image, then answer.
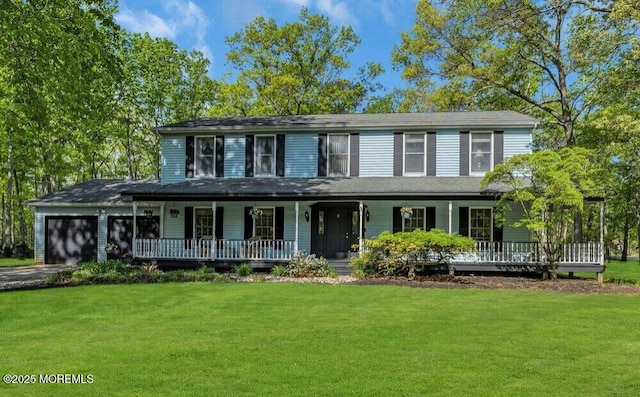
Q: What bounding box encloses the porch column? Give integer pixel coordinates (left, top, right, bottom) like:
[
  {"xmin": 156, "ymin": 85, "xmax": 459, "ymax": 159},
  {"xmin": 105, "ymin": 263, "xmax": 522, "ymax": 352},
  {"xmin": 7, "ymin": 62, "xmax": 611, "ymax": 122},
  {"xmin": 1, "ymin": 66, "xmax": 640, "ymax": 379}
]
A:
[
  {"xmin": 448, "ymin": 201, "xmax": 453, "ymax": 233},
  {"xmin": 359, "ymin": 201, "xmax": 364, "ymax": 256},
  {"xmin": 132, "ymin": 202, "xmax": 138, "ymax": 257},
  {"xmin": 599, "ymin": 201, "xmax": 605, "ymax": 282},
  {"xmin": 294, "ymin": 201, "xmax": 299, "ymax": 256},
  {"xmin": 159, "ymin": 203, "xmax": 165, "ymax": 238},
  {"xmin": 212, "ymin": 201, "xmax": 217, "ymax": 260}
]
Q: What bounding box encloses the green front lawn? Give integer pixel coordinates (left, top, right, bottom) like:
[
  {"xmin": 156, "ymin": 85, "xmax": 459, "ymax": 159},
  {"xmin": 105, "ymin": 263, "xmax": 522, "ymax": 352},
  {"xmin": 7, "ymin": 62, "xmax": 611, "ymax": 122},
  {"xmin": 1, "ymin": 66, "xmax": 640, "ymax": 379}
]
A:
[
  {"xmin": 0, "ymin": 257, "xmax": 34, "ymax": 267},
  {"xmin": 1, "ymin": 283, "xmax": 639, "ymax": 396}
]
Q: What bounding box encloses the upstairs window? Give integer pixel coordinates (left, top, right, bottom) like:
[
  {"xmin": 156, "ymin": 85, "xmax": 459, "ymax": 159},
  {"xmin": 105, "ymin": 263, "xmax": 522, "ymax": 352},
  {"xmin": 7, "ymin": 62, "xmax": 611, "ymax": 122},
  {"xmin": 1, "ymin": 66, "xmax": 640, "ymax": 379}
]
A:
[
  {"xmin": 470, "ymin": 208, "xmax": 492, "ymax": 241},
  {"xmin": 328, "ymin": 134, "xmax": 349, "ymax": 176},
  {"xmin": 255, "ymin": 136, "xmax": 275, "ymax": 177},
  {"xmin": 404, "ymin": 133, "xmax": 425, "ymax": 175},
  {"xmin": 195, "ymin": 137, "xmax": 215, "ymax": 177},
  {"xmin": 470, "ymin": 133, "xmax": 492, "ymax": 175}
]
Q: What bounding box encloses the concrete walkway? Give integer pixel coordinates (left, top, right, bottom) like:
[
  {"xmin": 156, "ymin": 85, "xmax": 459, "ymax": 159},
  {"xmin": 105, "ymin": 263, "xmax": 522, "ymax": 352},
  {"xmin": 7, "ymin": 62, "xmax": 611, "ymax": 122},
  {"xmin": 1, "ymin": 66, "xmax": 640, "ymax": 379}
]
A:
[{"xmin": 0, "ymin": 264, "xmax": 74, "ymax": 283}]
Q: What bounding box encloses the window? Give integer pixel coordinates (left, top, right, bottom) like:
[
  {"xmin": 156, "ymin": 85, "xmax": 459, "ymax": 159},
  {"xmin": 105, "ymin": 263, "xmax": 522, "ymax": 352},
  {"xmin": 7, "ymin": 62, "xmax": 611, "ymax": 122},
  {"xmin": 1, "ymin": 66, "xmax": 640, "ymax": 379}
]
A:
[
  {"xmin": 404, "ymin": 133, "xmax": 425, "ymax": 175},
  {"xmin": 470, "ymin": 208, "xmax": 492, "ymax": 241},
  {"xmin": 403, "ymin": 207, "xmax": 425, "ymax": 232},
  {"xmin": 194, "ymin": 208, "xmax": 213, "ymax": 239},
  {"xmin": 195, "ymin": 137, "xmax": 215, "ymax": 177},
  {"xmin": 328, "ymin": 134, "xmax": 349, "ymax": 176},
  {"xmin": 254, "ymin": 207, "xmax": 274, "ymax": 239},
  {"xmin": 470, "ymin": 133, "xmax": 492, "ymax": 174},
  {"xmin": 255, "ymin": 136, "xmax": 275, "ymax": 176}
]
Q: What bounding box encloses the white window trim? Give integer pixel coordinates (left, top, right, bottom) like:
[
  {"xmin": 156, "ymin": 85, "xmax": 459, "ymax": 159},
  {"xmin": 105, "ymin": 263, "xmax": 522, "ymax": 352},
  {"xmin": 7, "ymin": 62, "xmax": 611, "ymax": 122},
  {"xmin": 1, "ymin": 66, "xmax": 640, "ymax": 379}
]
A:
[
  {"xmin": 468, "ymin": 207, "xmax": 493, "ymax": 241},
  {"xmin": 194, "ymin": 136, "xmax": 216, "ymax": 178},
  {"xmin": 194, "ymin": 206, "xmax": 214, "ymax": 239},
  {"xmin": 402, "ymin": 206, "xmax": 426, "ymax": 232},
  {"xmin": 254, "ymin": 135, "xmax": 276, "ymax": 177},
  {"xmin": 403, "ymin": 133, "xmax": 427, "ymax": 176},
  {"xmin": 327, "ymin": 133, "xmax": 350, "ymax": 177},
  {"xmin": 469, "ymin": 131, "xmax": 494, "ymax": 176},
  {"xmin": 253, "ymin": 206, "xmax": 276, "ymax": 240}
]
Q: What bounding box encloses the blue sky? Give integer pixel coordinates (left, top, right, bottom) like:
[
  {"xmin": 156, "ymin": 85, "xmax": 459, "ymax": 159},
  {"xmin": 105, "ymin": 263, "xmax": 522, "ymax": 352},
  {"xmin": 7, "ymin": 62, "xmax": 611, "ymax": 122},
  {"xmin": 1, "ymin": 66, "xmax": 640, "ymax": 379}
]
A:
[{"xmin": 115, "ymin": 0, "xmax": 418, "ymax": 95}]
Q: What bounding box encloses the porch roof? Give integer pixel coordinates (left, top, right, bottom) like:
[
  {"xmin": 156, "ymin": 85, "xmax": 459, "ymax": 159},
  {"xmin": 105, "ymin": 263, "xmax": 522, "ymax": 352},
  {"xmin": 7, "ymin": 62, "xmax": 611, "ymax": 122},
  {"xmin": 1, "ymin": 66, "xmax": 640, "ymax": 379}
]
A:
[
  {"xmin": 124, "ymin": 177, "xmax": 503, "ymax": 201},
  {"xmin": 155, "ymin": 111, "xmax": 541, "ymax": 134}
]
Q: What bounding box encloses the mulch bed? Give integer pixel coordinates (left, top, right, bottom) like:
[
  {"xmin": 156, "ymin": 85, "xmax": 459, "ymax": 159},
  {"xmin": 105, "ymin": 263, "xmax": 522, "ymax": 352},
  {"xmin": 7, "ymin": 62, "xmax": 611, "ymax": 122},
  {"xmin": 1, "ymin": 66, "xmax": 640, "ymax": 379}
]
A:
[{"xmin": 353, "ymin": 275, "xmax": 640, "ymax": 295}]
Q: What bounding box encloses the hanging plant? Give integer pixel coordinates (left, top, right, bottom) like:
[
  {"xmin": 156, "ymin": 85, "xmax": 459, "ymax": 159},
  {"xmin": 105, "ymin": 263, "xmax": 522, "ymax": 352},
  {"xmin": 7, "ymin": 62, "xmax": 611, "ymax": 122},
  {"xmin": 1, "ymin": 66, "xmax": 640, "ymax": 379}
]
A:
[
  {"xmin": 249, "ymin": 207, "xmax": 263, "ymax": 219},
  {"xmin": 400, "ymin": 206, "xmax": 413, "ymax": 219},
  {"xmin": 169, "ymin": 207, "xmax": 180, "ymax": 218}
]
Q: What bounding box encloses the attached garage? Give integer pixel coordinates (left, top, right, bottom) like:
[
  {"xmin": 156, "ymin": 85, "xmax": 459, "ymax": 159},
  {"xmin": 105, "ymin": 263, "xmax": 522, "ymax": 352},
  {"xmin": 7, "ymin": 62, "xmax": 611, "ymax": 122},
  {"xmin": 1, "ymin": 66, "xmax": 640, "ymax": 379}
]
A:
[
  {"xmin": 107, "ymin": 216, "xmax": 160, "ymax": 259},
  {"xmin": 45, "ymin": 216, "xmax": 99, "ymax": 265}
]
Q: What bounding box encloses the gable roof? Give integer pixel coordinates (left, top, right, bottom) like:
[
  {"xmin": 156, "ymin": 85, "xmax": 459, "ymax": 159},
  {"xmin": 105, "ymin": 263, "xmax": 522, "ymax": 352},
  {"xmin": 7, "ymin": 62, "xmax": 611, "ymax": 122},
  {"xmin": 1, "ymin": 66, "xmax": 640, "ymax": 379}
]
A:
[
  {"xmin": 155, "ymin": 111, "xmax": 541, "ymax": 134},
  {"xmin": 25, "ymin": 179, "xmax": 160, "ymax": 207}
]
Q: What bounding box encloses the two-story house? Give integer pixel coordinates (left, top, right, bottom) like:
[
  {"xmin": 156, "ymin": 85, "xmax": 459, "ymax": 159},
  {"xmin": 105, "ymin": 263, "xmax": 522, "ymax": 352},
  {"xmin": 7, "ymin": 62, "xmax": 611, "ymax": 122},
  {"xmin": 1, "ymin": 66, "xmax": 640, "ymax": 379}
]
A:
[{"xmin": 28, "ymin": 111, "xmax": 604, "ymax": 275}]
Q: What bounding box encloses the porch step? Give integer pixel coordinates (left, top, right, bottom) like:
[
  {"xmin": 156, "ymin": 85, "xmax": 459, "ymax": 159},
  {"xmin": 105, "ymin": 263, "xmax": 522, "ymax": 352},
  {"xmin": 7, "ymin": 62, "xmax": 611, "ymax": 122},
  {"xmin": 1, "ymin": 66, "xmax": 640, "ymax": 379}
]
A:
[{"xmin": 328, "ymin": 259, "xmax": 352, "ymax": 275}]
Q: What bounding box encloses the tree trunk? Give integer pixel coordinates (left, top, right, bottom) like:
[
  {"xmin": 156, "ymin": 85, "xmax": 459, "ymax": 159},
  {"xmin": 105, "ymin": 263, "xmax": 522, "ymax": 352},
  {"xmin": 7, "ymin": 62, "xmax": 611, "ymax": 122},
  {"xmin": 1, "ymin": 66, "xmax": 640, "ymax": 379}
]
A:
[
  {"xmin": 622, "ymin": 212, "xmax": 630, "ymax": 261},
  {"xmin": 4, "ymin": 131, "xmax": 14, "ymax": 254},
  {"xmin": 14, "ymin": 172, "xmax": 27, "ymax": 243}
]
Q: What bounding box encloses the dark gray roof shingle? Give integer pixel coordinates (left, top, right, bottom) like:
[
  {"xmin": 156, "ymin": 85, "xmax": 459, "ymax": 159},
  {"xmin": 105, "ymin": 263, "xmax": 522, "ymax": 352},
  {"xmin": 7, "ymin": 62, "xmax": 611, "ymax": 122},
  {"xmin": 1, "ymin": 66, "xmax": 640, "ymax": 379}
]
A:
[
  {"xmin": 156, "ymin": 111, "xmax": 541, "ymax": 134},
  {"xmin": 26, "ymin": 179, "xmax": 160, "ymax": 206}
]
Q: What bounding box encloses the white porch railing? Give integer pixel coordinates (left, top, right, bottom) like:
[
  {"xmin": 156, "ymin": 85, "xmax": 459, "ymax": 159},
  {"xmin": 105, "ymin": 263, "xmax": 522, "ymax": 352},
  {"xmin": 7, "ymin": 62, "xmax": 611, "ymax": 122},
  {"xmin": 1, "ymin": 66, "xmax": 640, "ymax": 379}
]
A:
[
  {"xmin": 134, "ymin": 238, "xmax": 296, "ymax": 261},
  {"xmin": 452, "ymin": 242, "xmax": 602, "ymax": 264}
]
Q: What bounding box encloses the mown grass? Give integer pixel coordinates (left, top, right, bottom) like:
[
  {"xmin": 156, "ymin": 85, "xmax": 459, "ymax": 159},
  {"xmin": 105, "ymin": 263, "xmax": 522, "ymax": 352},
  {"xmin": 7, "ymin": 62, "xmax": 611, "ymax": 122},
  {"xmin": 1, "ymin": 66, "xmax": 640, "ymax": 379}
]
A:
[
  {"xmin": 1, "ymin": 283, "xmax": 639, "ymax": 396},
  {"xmin": 560, "ymin": 259, "xmax": 640, "ymax": 284},
  {"xmin": 0, "ymin": 257, "xmax": 33, "ymax": 267}
]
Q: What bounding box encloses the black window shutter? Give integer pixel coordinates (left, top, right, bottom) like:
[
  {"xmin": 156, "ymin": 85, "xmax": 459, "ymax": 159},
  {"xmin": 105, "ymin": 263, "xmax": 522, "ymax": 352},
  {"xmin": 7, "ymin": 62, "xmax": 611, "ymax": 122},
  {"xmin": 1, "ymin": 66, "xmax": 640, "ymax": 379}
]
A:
[
  {"xmin": 245, "ymin": 135, "xmax": 254, "ymax": 177},
  {"xmin": 393, "ymin": 132, "xmax": 403, "ymax": 176},
  {"xmin": 458, "ymin": 207, "xmax": 469, "ymax": 236},
  {"xmin": 493, "ymin": 210, "xmax": 503, "ymax": 242},
  {"xmin": 392, "ymin": 207, "xmax": 402, "ymax": 233},
  {"xmin": 275, "ymin": 207, "xmax": 285, "ymax": 239},
  {"xmin": 427, "ymin": 132, "xmax": 436, "ymax": 176},
  {"xmin": 460, "ymin": 131, "xmax": 470, "ymax": 176},
  {"xmin": 276, "ymin": 134, "xmax": 285, "ymax": 177},
  {"xmin": 244, "ymin": 207, "xmax": 253, "ymax": 239},
  {"xmin": 318, "ymin": 134, "xmax": 327, "ymax": 176},
  {"xmin": 426, "ymin": 207, "xmax": 436, "ymax": 231},
  {"xmin": 184, "ymin": 207, "xmax": 194, "ymax": 249},
  {"xmin": 215, "ymin": 207, "xmax": 224, "ymax": 240},
  {"xmin": 350, "ymin": 133, "xmax": 359, "ymax": 177},
  {"xmin": 216, "ymin": 136, "xmax": 225, "ymax": 177},
  {"xmin": 494, "ymin": 131, "xmax": 504, "ymax": 166},
  {"xmin": 186, "ymin": 136, "xmax": 195, "ymax": 178}
]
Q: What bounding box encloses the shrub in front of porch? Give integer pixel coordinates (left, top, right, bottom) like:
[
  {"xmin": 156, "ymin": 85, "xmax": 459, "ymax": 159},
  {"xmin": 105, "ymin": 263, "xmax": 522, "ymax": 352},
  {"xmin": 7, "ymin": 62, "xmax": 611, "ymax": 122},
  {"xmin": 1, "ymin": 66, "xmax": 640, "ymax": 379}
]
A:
[
  {"xmin": 285, "ymin": 253, "xmax": 337, "ymax": 278},
  {"xmin": 351, "ymin": 229, "xmax": 474, "ymax": 279}
]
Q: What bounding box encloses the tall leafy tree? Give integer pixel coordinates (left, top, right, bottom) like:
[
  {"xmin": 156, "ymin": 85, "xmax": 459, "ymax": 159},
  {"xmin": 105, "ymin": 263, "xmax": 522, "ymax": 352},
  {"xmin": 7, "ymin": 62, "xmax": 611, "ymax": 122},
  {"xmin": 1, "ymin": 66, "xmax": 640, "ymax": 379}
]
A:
[
  {"xmin": 0, "ymin": 0, "xmax": 121, "ymax": 252},
  {"xmin": 215, "ymin": 7, "xmax": 383, "ymax": 116},
  {"xmin": 392, "ymin": 0, "xmax": 638, "ymax": 146}
]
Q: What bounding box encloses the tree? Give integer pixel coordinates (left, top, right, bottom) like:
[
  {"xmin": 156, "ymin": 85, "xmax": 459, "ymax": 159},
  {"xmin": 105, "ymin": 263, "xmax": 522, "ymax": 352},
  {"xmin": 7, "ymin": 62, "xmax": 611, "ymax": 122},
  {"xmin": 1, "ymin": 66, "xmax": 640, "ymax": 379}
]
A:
[
  {"xmin": 481, "ymin": 148, "xmax": 602, "ymax": 278},
  {"xmin": 216, "ymin": 7, "xmax": 383, "ymax": 116},
  {"xmin": 392, "ymin": 0, "xmax": 639, "ymax": 146}
]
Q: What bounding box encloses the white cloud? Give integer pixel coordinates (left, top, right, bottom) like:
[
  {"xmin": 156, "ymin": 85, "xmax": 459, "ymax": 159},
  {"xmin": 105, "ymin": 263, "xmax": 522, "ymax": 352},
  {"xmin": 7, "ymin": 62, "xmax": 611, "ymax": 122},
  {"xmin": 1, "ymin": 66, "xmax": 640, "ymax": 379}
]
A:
[
  {"xmin": 316, "ymin": 0, "xmax": 358, "ymax": 27},
  {"xmin": 379, "ymin": 0, "xmax": 396, "ymax": 26},
  {"xmin": 116, "ymin": 6, "xmax": 177, "ymax": 39}
]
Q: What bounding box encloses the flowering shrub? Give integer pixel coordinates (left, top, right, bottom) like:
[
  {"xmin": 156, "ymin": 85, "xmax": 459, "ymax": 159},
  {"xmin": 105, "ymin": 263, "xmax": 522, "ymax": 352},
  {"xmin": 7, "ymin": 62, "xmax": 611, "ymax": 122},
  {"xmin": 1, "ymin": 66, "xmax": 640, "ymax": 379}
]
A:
[{"xmin": 286, "ymin": 253, "xmax": 336, "ymax": 278}]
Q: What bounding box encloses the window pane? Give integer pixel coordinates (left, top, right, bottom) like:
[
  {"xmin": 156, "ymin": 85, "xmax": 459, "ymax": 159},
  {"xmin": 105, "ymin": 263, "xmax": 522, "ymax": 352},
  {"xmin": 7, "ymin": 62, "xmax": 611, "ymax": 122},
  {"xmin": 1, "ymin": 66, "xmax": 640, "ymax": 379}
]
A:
[
  {"xmin": 403, "ymin": 207, "xmax": 425, "ymax": 232},
  {"xmin": 195, "ymin": 208, "xmax": 213, "ymax": 239},
  {"xmin": 470, "ymin": 208, "xmax": 492, "ymax": 241},
  {"xmin": 255, "ymin": 136, "xmax": 275, "ymax": 176},
  {"xmin": 255, "ymin": 208, "xmax": 274, "ymax": 239},
  {"xmin": 196, "ymin": 137, "xmax": 215, "ymax": 177},
  {"xmin": 328, "ymin": 135, "xmax": 349, "ymax": 175},
  {"xmin": 471, "ymin": 133, "xmax": 492, "ymax": 174},
  {"xmin": 405, "ymin": 134, "xmax": 424, "ymax": 174}
]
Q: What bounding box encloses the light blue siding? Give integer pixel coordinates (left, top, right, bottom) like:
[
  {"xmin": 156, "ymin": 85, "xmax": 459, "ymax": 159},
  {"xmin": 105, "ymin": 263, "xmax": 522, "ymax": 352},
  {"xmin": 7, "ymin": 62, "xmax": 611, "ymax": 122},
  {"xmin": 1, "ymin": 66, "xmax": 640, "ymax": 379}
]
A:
[
  {"xmin": 504, "ymin": 205, "xmax": 530, "ymax": 241},
  {"xmin": 285, "ymin": 135, "xmax": 318, "ymax": 177},
  {"xmin": 224, "ymin": 136, "xmax": 246, "ymax": 178},
  {"xmin": 161, "ymin": 135, "xmax": 186, "ymax": 184},
  {"xmin": 359, "ymin": 132, "xmax": 394, "ymax": 177},
  {"xmin": 436, "ymin": 131, "xmax": 460, "ymax": 176},
  {"xmin": 504, "ymin": 129, "xmax": 532, "ymax": 159}
]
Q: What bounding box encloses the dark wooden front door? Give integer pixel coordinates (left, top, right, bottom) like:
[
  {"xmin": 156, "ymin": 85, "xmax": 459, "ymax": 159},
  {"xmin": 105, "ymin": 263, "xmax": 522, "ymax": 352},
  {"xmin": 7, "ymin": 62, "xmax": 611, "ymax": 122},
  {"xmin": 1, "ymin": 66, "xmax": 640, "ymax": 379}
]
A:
[{"xmin": 311, "ymin": 204, "xmax": 359, "ymax": 259}]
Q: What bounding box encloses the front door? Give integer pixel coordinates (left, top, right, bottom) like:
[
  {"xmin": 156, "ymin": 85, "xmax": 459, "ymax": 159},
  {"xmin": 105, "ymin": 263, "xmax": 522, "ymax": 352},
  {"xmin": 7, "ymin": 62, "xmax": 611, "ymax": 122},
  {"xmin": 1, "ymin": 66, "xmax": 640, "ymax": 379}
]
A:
[{"xmin": 311, "ymin": 204, "xmax": 359, "ymax": 258}]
